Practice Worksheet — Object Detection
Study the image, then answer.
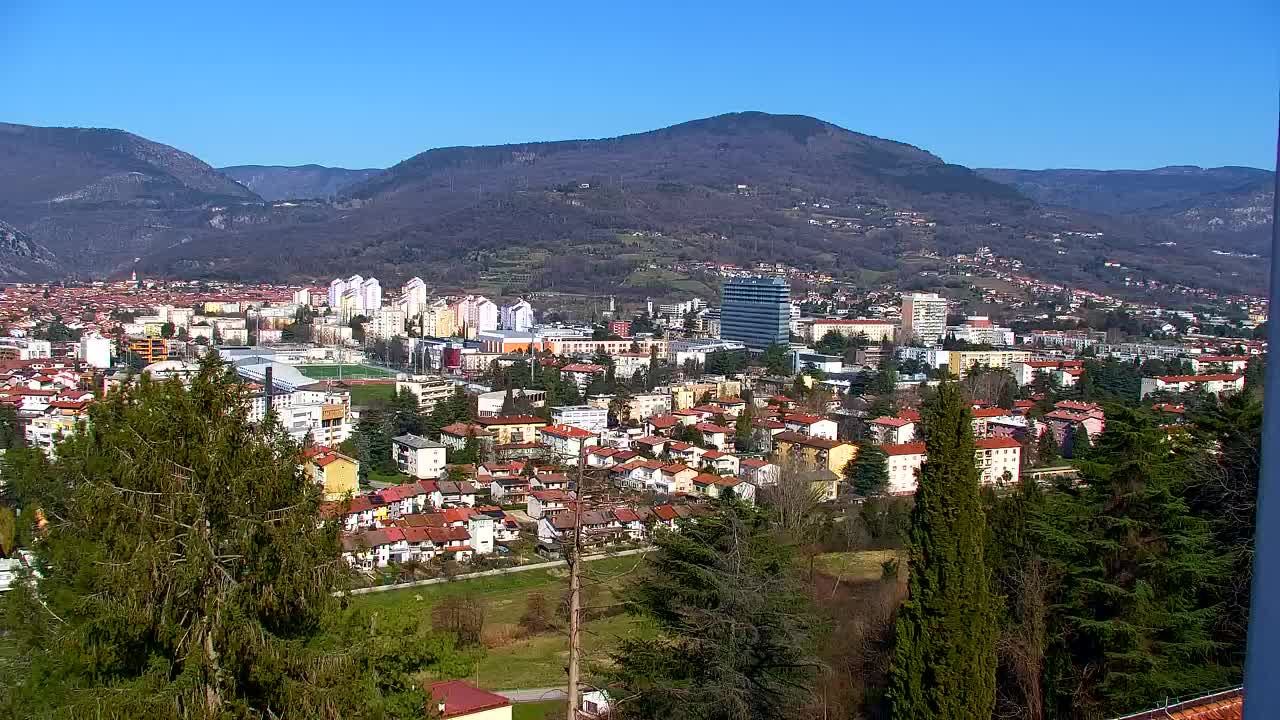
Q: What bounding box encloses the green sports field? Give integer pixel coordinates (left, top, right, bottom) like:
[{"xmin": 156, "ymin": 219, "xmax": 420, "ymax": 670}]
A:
[{"xmin": 297, "ymin": 364, "xmax": 397, "ymax": 380}]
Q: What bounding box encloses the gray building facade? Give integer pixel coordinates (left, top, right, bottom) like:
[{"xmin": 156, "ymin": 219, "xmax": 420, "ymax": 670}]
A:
[{"xmin": 719, "ymin": 276, "xmax": 790, "ymax": 351}]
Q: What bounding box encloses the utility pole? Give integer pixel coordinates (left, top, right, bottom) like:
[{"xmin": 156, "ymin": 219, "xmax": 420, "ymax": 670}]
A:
[{"xmin": 565, "ymin": 445, "xmax": 587, "ymax": 720}]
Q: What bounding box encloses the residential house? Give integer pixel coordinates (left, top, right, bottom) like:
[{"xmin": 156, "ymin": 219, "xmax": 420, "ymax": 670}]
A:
[
  {"xmin": 695, "ymin": 422, "xmax": 733, "ymax": 451},
  {"xmin": 438, "ymin": 422, "xmax": 495, "ymax": 452},
  {"xmin": 539, "ymin": 423, "xmax": 598, "ymax": 463},
  {"xmin": 867, "ymin": 416, "xmax": 915, "ymax": 445},
  {"xmin": 475, "ymin": 415, "xmax": 547, "ymax": 445},
  {"xmin": 302, "ymin": 445, "xmax": 360, "ymax": 501},
  {"xmin": 560, "ymin": 363, "xmax": 607, "ymax": 390},
  {"xmin": 739, "ymin": 458, "xmax": 781, "ymax": 487},
  {"xmin": 700, "ymin": 449, "xmax": 740, "ymax": 476},
  {"xmin": 772, "ymin": 432, "xmax": 857, "ymax": 478},
  {"xmin": 882, "ymin": 437, "xmax": 1022, "ymax": 495},
  {"xmin": 392, "ymin": 433, "xmax": 447, "ymax": 479},
  {"xmin": 783, "ymin": 412, "xmax": 837, "ymax": 440},
  {"xmin": 428, "ymin": 680, "xmax": 512, "ymax": 720},
  {"xmin": 527, "ymin": 489, "xmax": 569, "ymax": 519},
  {"xmin": 488, "ymin": 475, "xmax": 531, "ymax": 505}
]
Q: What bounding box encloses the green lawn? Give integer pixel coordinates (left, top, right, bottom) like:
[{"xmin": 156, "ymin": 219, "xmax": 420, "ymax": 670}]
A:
[
  {"xmin": 298, "ymin": 364, "xmax": 396, "ymax": 380},
  {"xmin": 474, "ymin": 613, "xmax": 654, "ymax": 690},
  {"xmin": 366, "ymin": 469, "xmax": 414, "ymax": 487},
  {"xmin": 350, "ymin": 553, "xmax": 645, "ymax": 626},
  {"xmin": 513, "ymin": 700, "xmax": 568, "ymax": 720},
  {"xmin": 350, "ymin": 553, "xmax": 651, "ymax": 690},
  {"xmin": 349, "ymin": 382, "xmax": 397, "ymax": 406},
  {"xmin": 814, "ymin": 550, "xmax": 900, "ymax": 583}
]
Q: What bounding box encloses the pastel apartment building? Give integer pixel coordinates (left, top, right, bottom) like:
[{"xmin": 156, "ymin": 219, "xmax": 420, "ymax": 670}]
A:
[
  {"xmin": 392, "ymin": 433, "xmax": 447, "ymax": 479},
  {"xmin": 882, "ymin": 437, "xmax": 1022, "ymax": 495}
]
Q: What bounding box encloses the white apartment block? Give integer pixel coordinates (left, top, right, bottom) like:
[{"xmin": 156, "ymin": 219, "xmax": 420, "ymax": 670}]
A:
[
  {"xmin": 900, "ymin": 292, "xmax": 949, "ymax": 345},
  {"xmin": 808, "ymin": 319, "xmax": 898, "ymax": 344},
  {"xmin": 882, "ymin": 438, "xmax": 1021, "ymax": 496},
  {"xmin": 551, "ymin": 405, "xmax": 609, "ymax": 433},
  {"xmin": 392, "ymin": 434, "xmax": 447, "ymax": 479},
  {"xmin": 396, "ymin": 374, "xmax": 455, "ymax": 412},
  {"xmin": 1140, "ymin": 374, "xmax": 1245, "ymax": 399}
]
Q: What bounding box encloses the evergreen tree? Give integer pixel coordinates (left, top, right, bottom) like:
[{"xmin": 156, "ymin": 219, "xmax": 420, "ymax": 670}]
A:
[
  {"xmin": 1186, "ymin": 392, "xmax": 1261, "ymax": 669},
  {"xmin": 1036, "ymin": 427, "xmax": 1060, "ymax": 466},
  {"xmin": 734, "ymin": 404, "xmax": 755, "ymax": 452},
  {"xmin": 845, "ymin": 443, "xmax": 890, "ymax": 497},
  {"xmin": 1037, "ymin": 408, "xmax": 1230, "ymax": 718},
  {"xmin": 760, "ymin": 343, "xmax": 792, "ymax": 376},
  {"xmin": 500, "ymin": 386, "xmax": 516, "ymax": 415},
  {"xmin": 0, "ymin": 358, "xmax": 451, "ymax": 718},
  {"xmin": 607, "ymin": 500, "xmax": 820, "ymax": 719},
  {"xmin": 388, "ymin": 388, "xmax": 425, "ymax": 436},
  {"xmin": 1067, "ymin": 423, "xmax": 1091, "ymax": 459},
  {"xmin": 888, "ymin": 383, "xmax": 997, "ymax": 720}
]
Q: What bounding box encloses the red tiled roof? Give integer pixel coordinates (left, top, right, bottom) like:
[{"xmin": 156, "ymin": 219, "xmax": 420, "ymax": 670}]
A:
[
  {"xmin": 774, "ymin": 431, "xmax": 845, "ymax": 449},
  {"xmin": 740, "ymin": 458, "xmax": 771, "ymax": 468},
  {"xmin": 1113, "ymin": 687, "xmax": 1242, "ymax": 720},
  {"xmin": 1152, "ymin": 402, "xmax": 1186, "ymax": 414},
  {"xmin": 540, "ymin": 423, "xmax": 594, "ymax": 439},
  {"xmin": 429, "ymin": 680, "xmax": 512, "ymax": 719},
  {"xmin": 784, "ymin": 413, "xmax": 826, "ymax": 425},
  {"xmin": 753, "ymin": 419, "xmax": 785, "ymax": 429},
  {"xmin": 652, "ymin": 504, "xmax": 679, "ymax": 521},
  {"xmin": 972, "ymin": 407, "xmax": 1011, "ymax": 418},
  {"xmin": 1195, "ymin": 355, "xmax": 1249, "ymax": 363},
  {"xmin": 695, "ymin": 422, "xmax": 732, "ymax": 434},
  {"xmin": 1155, "ymin": 374, "xmax": 1244, "ymax": 383},
  {"xmin": 440, "ymin": 422, "xmax": 494, "ymax": 437},
  {"xmin": 870, "ymin": 416, "xmax": 912, "ymax": 428},
  {"xmin": 882, "ymin": 442, "xmax": 927, "ymax": 457},
  {"xmin": 647, "ymin": 414, "xmax": 678, "ymax": 428},
  {"xmin": 1055, "ymin": 400, "xmax": 1102, "ymax": 412},
  {"xmin": 561, "ymin": 363, "xmax": 606, "ymax": 373},
  {"xmin": 975, "ymin": 437, "xmax": 1022, "ymax": 450}
]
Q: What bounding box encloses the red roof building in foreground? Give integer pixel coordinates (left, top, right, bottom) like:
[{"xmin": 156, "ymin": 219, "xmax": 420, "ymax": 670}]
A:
[{"xmin": 428, "ymin": 680, "xmax": 512, "ymax": 719}]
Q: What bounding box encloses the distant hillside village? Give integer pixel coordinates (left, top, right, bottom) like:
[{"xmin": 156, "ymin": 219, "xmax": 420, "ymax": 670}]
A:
[{"xmin": 0, "ymin": 261, "xmax": 1265, "ymax": 586}]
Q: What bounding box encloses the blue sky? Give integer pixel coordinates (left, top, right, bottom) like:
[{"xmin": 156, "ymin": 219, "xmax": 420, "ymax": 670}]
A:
[{"xmin": 2, "ymin": 0, "xmax": 1276, "ymax": 170}]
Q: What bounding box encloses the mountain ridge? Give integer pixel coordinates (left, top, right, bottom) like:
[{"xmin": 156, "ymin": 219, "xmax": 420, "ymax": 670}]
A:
[
  {"xmin": 0, "ymin": 114, "xmax": 1270, "ymax": 295},
  {"xmin": 219, "ymin": 164, "xmax": 382, "ymax": 201}
]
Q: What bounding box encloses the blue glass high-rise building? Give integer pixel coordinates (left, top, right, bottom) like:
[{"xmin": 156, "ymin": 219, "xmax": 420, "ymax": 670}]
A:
[{"xmin": 719, "ymin": 276, "xmax": 790, "ymax": 351}]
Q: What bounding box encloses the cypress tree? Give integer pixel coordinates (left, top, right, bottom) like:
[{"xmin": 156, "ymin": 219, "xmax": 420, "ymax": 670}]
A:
[{"xmin": 888, "ymin": 382, "xmax": 997, "ymax": 720}]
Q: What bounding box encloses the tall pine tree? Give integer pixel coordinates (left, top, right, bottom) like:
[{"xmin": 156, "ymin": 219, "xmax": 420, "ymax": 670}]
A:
[{"xmin": 888, "ymin": 382, "xmax": 997, "ymax": 720}]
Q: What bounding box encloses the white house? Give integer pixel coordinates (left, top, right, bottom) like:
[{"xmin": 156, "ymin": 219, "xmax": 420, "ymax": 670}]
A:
[
  {"xmin": 783, "ymin": 413, "xmax": 837, "ymax": 440},
  {"xmin": 392, "ymin": 434, "xmax": 447, "ymax": 479},
  {"xmin": 867, "ymin": 416, "xmax": 915, "ymax": 445}
]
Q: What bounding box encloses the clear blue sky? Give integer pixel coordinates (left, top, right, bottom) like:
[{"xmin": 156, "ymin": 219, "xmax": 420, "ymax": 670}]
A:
[{"xmin": 2, "ymin": 0, "xmax": 1277, "ymax": 170}]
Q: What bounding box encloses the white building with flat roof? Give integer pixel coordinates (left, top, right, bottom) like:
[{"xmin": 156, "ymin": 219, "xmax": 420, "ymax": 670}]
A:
[{"xmin": 901, "ymin": 292, "xmax": 948, "ymax": 345}]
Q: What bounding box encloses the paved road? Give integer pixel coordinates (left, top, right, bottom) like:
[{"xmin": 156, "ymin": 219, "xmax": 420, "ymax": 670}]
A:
[{"xmin": 494, "ymin": 687, "xmax": 568, "ymax": 703}]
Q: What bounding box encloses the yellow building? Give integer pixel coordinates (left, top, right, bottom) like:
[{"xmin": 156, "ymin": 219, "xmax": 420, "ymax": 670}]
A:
[
  {"xmin": 303, "ymin": 446, "xmax": 359, "ymax": 501},
  {"xmin": 475, "ymin": 415, "xmax": 547, "ymax": 445},
  {"xmin": 128, "ymin": 337, "xmax": 169, "ymax": 364},
  {"xmin": 771, "ymin": 431, "xmax": 857, "ymax": 498},
  {"xmin": 423, "ymin": 302, "xmax": 458, "ymax": 338},
  {"xmin": 670, "ymin": 380, "xmax": 743, "ymax": 410},
  {"xmin": 946, "ymin": 349, "xmax": 1032, "ymax": 379}
]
